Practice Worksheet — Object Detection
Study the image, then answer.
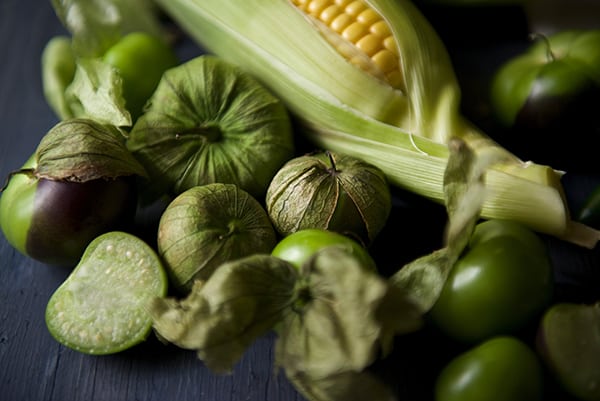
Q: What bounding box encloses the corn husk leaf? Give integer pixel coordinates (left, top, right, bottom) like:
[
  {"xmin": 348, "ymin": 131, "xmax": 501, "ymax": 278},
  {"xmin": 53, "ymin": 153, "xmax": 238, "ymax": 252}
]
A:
[
  {"xmin": 154, "ymin": 0, "xmax": 600, "ymax": 248},
  {"xmin": 390, "ymin": 137, "xmax": 510, "ymax": 312}
]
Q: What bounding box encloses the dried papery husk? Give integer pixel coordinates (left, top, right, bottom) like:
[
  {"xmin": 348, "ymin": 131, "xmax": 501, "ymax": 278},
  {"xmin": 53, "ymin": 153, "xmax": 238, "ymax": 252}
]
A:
[
  {"xmin": 35, "ymin": 118, "xmax": 147, "ymax": 182},
  {"xmin": 127, "ymin": 55, "xmax": 295, "ymax": 201},
  {"xmin": 157, "ymin": 183, "xmax": 277, "ymax": 293},
  {"xmin": 149, "ymin": 254, "xmax": 298, "ymax": 373},
  {"xmin": 266, "ymin": 151, "xmax": 392, "ymax": 244}
]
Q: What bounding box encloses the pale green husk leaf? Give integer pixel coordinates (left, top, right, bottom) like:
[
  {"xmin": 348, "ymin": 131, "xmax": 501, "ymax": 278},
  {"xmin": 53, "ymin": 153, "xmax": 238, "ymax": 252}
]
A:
[{"xmin": 153, "ymin": 0, "xmax": 600, "ymax": 247}]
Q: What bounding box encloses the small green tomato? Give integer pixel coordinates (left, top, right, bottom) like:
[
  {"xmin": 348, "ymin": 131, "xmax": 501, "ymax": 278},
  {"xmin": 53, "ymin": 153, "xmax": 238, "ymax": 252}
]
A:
[
  {"xmin": 429, "ymin": 219, "xmax": 554, "ymax": 343},
  {"xmin": 271, "ymin": 228, "xmax": 377, "ymax": 271},
  {"xmin": 435, "ymin": 336, "xmax": 544, "ymax": 401},
  {"xmin": 103, "ymin": 32, "xmax": 179, "ymax": 120}
]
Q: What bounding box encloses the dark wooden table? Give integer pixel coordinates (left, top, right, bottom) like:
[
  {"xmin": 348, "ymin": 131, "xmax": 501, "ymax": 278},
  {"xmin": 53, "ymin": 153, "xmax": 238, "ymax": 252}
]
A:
[{"xmin": 1, "ymin": 1, "xmax": 598, "ymax": 401}]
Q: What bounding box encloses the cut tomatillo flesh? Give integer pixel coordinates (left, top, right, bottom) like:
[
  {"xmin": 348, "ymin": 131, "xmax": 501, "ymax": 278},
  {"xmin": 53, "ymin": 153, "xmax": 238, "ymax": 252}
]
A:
[{"xmin": 45, "ymin": 231, "xmax": 168, "ymax": 355}]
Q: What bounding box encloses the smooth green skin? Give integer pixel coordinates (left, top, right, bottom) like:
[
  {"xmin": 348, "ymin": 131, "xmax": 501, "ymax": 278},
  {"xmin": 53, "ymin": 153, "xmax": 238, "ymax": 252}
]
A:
[
  {"xmin": 490, "ymin": 30, "xmax": 600, "ymax": 126},
  {"xmin": 537, "ymin": 303, "xmax": 600, "ymax": 401},
  {"xmin": 0, "ymin": 155, "xmax": 36, "ymax": 256},
  {"xmin": 435, "ymin": 336, "xmax": 544, "ymax": 401},
  {"xmin": 103, "ymin": 32, "xmax": 179, "ymax": 120},
  {"xmin": 0, "ymin": 152, "xmax": 138, "ymax": 266},
  {"xmin": 429, "ymin": 220, "xmax": 553, "ymax": 343},
  {"xmin": 271, "ymin": 228, "xmax": 377, "ymax": 272}
]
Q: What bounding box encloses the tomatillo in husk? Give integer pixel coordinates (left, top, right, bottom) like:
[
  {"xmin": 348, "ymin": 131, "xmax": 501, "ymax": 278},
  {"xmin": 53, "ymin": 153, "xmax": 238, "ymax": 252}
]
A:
[
  {"xmin": 0, "ymin": 119, "xmax": 146, "ymax": 266},
  {"xmin": 157, "ymin": 183, "xmax": 277, "ymax": 293},
  {"xmin": 265, "ymin": 151, "xmax": 391, "ymax": 245},
  {"xmin": 126, "ymin": 55, "xmax": 294, "ymax": 202}
]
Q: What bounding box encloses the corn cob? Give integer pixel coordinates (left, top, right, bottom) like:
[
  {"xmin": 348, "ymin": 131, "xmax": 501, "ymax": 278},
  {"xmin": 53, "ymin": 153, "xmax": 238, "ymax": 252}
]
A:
[
  {"xmin": 154, "ymin": 0, "xmax": 600, "ymax": 248},
  {"xmin": 290, "ymin": 0, "xmax": 404, "ymax": 90}
]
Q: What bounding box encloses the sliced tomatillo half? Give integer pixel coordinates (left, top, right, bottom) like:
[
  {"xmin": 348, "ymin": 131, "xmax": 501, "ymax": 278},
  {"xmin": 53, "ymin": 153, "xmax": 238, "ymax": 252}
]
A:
[{"xmin": 45, "ymin": 231, "xmax": 168, "ymax": 355}]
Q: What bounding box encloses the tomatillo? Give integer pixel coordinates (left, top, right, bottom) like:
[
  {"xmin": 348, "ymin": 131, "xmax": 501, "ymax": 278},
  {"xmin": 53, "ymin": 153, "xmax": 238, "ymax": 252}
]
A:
[
  {"xmin": 537, "ymin": 302, "xmax": 600, "ymax": 401},
  {"xmin": 429, "ymin": 219, "xmax": 553, "ymax": 343},
  {"xmin": 490, "ymin": 29, "xmax": 600, "ymax": 171},
  {"xmin": 271, "ymin": 228, "xmax": 377, "ymax": 271},
  {"xmin": 435, "ymin": 336, "xmax": 544, "ymax": 401},
  {"xmin": 103, "ymin": 32, "xmax": 179, "ymax": 120},
  {"xmin": 0, "ymin": 119, "xmax": 146, "ymax": 266}
]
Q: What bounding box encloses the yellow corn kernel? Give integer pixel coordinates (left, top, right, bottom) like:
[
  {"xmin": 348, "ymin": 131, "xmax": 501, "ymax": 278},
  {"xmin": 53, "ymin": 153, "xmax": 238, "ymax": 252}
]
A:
[
  {"xmin": 370, "ymin": 20, "xmax": 391, "ymax": 37},
  {"xmin": 320, "ymin": 5, "xmax": 342, "ymax": 24},
  {"xmin": 357, "ymin": 8, "xmax": 380, "ymax": 26},
  {"xmin": 290, "ymin": 0, "xmax": 403, "ymax": 90},
  {"xmin": 383, "ymin": 35, "xmax": 398, "ymax": 55},
  {"xmin": 342, "ymin": 21, "xmax": 368, "ymax": 42},
  {"xmin": 294, "ymin": 0, "xmax": 310, "ymax": 10},
  {"xmin": 330, "ymin": 12, "xmax": 353, "ymax": 32},
  {"xmin": 372, "ymin": 49, "xmax": 396, "ymax": 73},
  {"xmin": 308, "ymin": 0, "xmax": 329, "ymax": 15},
  {"xmin": 355, "ymin": 32, "xmax": 382, "ymax": 56},
  {"xmin": 334, "ymin": 0, "xmax": 352, "ymax": 7},
  {"xmin": 345, "ymin": 1, "xmax": 367, "ymax": 17}
]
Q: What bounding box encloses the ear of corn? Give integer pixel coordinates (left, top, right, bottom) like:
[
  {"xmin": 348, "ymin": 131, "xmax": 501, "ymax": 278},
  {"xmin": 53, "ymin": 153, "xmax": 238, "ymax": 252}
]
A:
[{"xmin": 153, "ymin": 0, "xmax": 600, "ymax": 248}]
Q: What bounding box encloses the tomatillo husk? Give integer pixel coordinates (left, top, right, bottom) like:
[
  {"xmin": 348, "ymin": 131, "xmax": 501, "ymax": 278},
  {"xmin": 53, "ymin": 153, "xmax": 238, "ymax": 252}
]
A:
[
  {"xmin": 126, "ymin": 55, "xmax": 295, "ymax": 202},
  {"xmin": 265, "ymin": 151, "xmax": 392, "ymax": 244},
  {"xmin": 157, "ymin": 183, "xmax": 277, "ymax": 293}
]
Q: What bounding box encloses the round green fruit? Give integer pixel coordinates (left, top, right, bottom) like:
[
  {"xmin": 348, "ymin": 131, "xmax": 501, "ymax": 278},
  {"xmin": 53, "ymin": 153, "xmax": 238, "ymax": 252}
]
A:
[
  {"xmin": 537, "ymin": 302, "xmax": 600, "ymax": 401},
  {"xmin": 103, "ymin": 32, "xmax": 179, "ymax": 120},
  {"xmin": 271, "ymin": 228, "xmax": 377, "ymax": 271},
  {"xmin": 435, "ymin": 336, "xmax": 543, "ymax": 401},
  {"xmin": 157, "ymin": 183, "xmax": 277, "ymax": 293},
  {"xmin": 266, "ymin": 151, "xmax": 391, "ymax": 245},
  {"xmin": 429, "ymin": 219, "xmax": 553, "ymax": 343}
]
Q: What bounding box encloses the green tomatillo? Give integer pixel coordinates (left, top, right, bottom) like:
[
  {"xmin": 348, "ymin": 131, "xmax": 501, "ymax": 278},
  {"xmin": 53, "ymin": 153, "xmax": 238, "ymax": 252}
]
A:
[
  {"xmin": 435, "ymin": 336, "xmax": 544, "ymax": 401},
  {"xmin": 271, "ymin": 228, "xmax": 377, "ymax": 271},
  {"xmin": 103, "ymin": 32, "xmax": 179, "ymax": 120},
  {"xmin": 429, "ymin": 219, "xmax": 554, "ymax": 343},
  {"xmin": 536, "ymin": 302, "xmax": 600, "ymax": 401},
  {"xmin": 0, "ymin": 119, "xmax": 147, "ymax": 266},
  {"xmin": 490, "ymin": 29, "xmax": 600, "ymax": 171}
]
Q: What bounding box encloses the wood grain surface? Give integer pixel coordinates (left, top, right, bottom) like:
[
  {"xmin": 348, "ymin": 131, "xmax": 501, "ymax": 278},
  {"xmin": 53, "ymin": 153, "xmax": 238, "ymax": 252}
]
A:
[{"xmin": 1, "ymin": 1, "xmax": 598, "ymax": 401}]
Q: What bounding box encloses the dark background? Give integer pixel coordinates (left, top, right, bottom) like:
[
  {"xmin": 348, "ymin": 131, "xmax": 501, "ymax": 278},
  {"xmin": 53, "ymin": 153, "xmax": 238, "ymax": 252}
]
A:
[{"xmin": 1, "ymin": 1, "xmax": 599, "ymax": 400}]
